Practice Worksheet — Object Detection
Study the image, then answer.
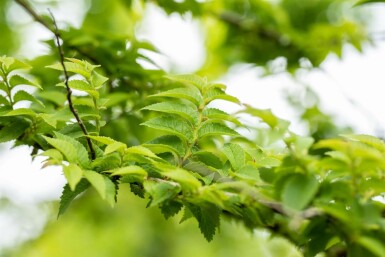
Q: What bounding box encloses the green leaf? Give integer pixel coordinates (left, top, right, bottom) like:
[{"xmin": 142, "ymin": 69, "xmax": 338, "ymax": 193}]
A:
[
  {"xmin": 235, "ymin": 165, "xmax": 261, "ymax": 181},
  {"xmin": 90, "ymin": 71, "xmax": 108, "ymax": 89},
  {"xmin": 357, "ymin": 236, "xmax": 385, "ymax": 257},
  {"xmin": 0, "ymin": 120, "xmax": 29, "ymax": 143},
  {"xmin": 192, "ymin": 151, "xmax": 223, "ymax": 169},
  {"xmin": 9, "ymin": 74, "xmax": 42, "ymax": 89},
  {"xmin": 105, "ymin": 141, "xmax": 127, "ymax": 155},
  {"xmin": 156, "ymin": 164, "xmax": 201, "ymax": 192},
  {"xmin": 141, "ymin": 116, "xmax": 194, "ymax": 142},
  {"xmin": 63, "ymin": 163, "xmax": 83, "ymax": 191},
  {"xmin": 354, "ymin": 0, "xmax": 385, "ymax": 6},
  {"xmin": 58, "ymin": 179, "xmax": 90, "ymax": 217},
  {"xmin": 126, "ymin": 145, "xmax": 158, "ymax": 158},
  {"xmin": 142, "ymin": 101, "xmax": 198, "ymax": 124},
  {"xmin": 281, "ymin": 174, "xmax": 319, "ymax": 210},
  {"xmin": 160, "ymin": 200, "xmax": 183, "ymax": 219},
  {"xmin": 13, "ymin": 90, "xmax": 45, "ymax": 107},
  {"xmin": 57, "ymin": 80, "xmax": 98, "ymax": 98},
  {"xmin": 223, "ymin": 143, "xmax": 245, "ymax": 171},
  {"xmin": 38, "ymin": 91, "xmax": 66, "ymax": 106},
  {"xmin": 342, "ymin": 134, "xmax": 385, "ymax": 153},
  {"xmin": 149, "ymin": 87, "xmax": 203, "ymax": 106},
  {"xmin": 203, "ymin": 88, "xmax": 240, "ymax": 104},
  {"xmin": 202, "ymin": 108, "xmax": 242, "ymax": 125},
  {"xmin": 0, "ymin": 56, "xmax": 31, "ymax": 72},
  {"xmin": 188, "ymin": 203, "xmax": 221, "ymax": 242},
  {"xmin": 0, "ymin": 95, "xmax": 8, "ymax": 105},
  {"xmin": 54, "ymin": 133, "xmax": 90, "ymax": 168},
  {"xmin": 165, "ymin": 74, "xmax": 207, "ymax": 89},
  {"xmin": 104, "ymin": 165, "xmax": 147, "ymax": 180},
  {"xmin": 144, "ymin": 135, "xmax": 186, "ymax": 157},
  {"xmin": 144, "ymin": 180, "xmax": 181, "ymax": 207},
  {"xmin": 198, "ymin": 122, "xmax": 239, "ymax": 139},
  {"xmin": 83, "ymin": 170, "xmax": 116, "ymax": 206},
  {"xmin": 47, "ymin": 61, "xmax": 93, "ymax": 79},
  {"xmin": 88, "ymin": 135, "xmax": 117, "ymax": 145},
  {"xmin": 4, "ymin": 108, "xmax": 36, "ymax": 117},
  {"xmin": 43, "ymin": 136, "xmax": 78, "ymax": 163},
  {"xmin": 241, "ymin": 106, "xmax": 290, "ymax": 129}
]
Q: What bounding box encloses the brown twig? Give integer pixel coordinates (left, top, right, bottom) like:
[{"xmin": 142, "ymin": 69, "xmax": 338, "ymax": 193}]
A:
[{"xmin": 48, "ymin": 10, "xmax": 95, "ymax": 160}]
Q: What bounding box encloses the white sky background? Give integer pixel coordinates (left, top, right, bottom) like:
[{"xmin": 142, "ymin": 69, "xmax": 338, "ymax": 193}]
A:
[{"xmin": 1, "ymin": 0, "xmax": 385, "ymax": 250}]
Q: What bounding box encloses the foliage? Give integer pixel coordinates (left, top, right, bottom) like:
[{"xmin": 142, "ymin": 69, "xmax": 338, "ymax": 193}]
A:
[{"xmin": 1, "ymin": 0, "xmax": 385, "ymax": 256}]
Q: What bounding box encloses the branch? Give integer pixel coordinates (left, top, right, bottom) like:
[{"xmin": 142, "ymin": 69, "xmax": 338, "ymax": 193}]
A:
[{"xmin": 48, "ymin": 10, "xmax": 96, "ymax": 160}]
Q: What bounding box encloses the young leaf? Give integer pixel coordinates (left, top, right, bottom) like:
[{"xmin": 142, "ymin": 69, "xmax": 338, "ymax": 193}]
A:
[
  {"xmin": 88, "ymin": 135, "xmax": 118, "ymax": 145},
  {"xmin": 202, "ymin": 108, "xmax": 242, "ymax": 125},
  {"xmin": 104, "ymin": 165, "xmax": 147, "ymax": 179},
  {"xmin": 223, "ymin": 143, "xmax": 245, "ymax": 171},
  {"xmin": 0, "ymin": 56, "xmax": 31, "ymax": 72},
  {"xmin": 149, "ymin": 87, "xmax": 203, "ymax": 106},
  {"xmin": 91, "ymin": 71, "xmax": 108, "ymax": 89},
  {"xmin": 156, "ymin": 164, "xmax": 201, "ymax": 192},
  {"xmin": 144, "ymin": 135, "xmax": 186, "ymax": 157},
  {"xmin": 58, "ymin": 179, "xmax": 90, "ymax": 217},
  {"xmin": 203, "ymin": 88, "xmax": 240, "ymax": 104},
  {"xmin": 144, "ymin": 180, "xmax": 181, "ymax": 207},
  {"xmin": 141, "ymin": 116, "xmax": 194, "ymax": 142},
  {"xmin": 83, "ymin": 170, "xmax": 116, "ymax": 206},
  {"xmin": 47, "ymin": 61, "xmax": 92, "ymax": 79},
  {"xmin": 198, "ymin": 122, "xmax": 239, "ymax": 139},
  {"xmin": 165, "ymin": 74, "xmax": 207, "ymax": 89},
  {"xmin": 63, "ymin": 163, "xmax": 83, "ymax": 191},
  {"xmin": 57, "ymin": 80, "xmax": 99, "ymax": 98},
  {"xmin": 4, "ymin": 108, "xmax": 36, "ymax": 117},
  {"xmin": 281, "ymin": 174, "xmax": 319, "ymax": 210},
  {"xmin": 142, "ymin": 101, "xmax": 198, "ymax": 124},
  {"xmin": 104, "ymin": 141, "xmax": 127, "ymax": 155}
]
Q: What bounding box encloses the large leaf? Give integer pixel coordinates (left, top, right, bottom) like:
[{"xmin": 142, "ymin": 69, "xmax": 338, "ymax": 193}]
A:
[
  {"xmin": 83, "ymin": 170, "xmax": 116, "ymax": 206},
  {"xmin": 149, "ymin": 87, "xmax": 203, "ymax": 106},
  {"xmin": 281, "ymin": 174, "xmax": 319, "ymax": 210},
  {"xmin": 141, "ymin": 116, "xmax": 194, "ymax": 142},
  {"xmin": 142, "ymin": 101, "xmax": 198, "ymax": 124},
  {"xmin": 198, "ymin": 122, "xmax": 239, "ymax": 139}
]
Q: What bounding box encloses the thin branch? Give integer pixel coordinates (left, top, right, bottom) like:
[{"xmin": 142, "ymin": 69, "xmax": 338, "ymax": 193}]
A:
[
  {"xmin": 15, "ymin": 0, "xmax": 53, "ymax": 30},
  {"xmin": 48, "ymin": 10, "xmax": 96, "ymax": 160}
]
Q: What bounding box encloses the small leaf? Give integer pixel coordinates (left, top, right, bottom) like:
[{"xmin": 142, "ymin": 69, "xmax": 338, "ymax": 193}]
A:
[
  {"xmin": 160, "ymin": 200, "xmax": 183, "ymax": 219},
  {"xmin": 198, "ymin": 122, "xmax": 239, "ymax": 139},
  {"xmin": 104, "ymin": 165, "xmax": 147, "ymax": 179},
  {"xmin": 156, "ymin": 164, "xmax": 201, "ymax": 192},
  {"xmin": 63, "ymin": 163, "xmax": 83, "ymax": 191},
  {"xmin": 47, "ymin": 61, "xmax": 92, "ymax": 78},
  {"xmin": 9, "ymin": 74, "xmax": 42, "ymax": 89},
  {"xmin": 142, "ymin": 116, "xmax": 194, "ymax": 142},
  {"xmin": 166, "ymin": 74, "xmax": 207, "ymax": 89},
  {"xmin": 83, "ymin": 170, "xmax": 116, "ymax": 206},
  {"xmin": 142, "ymin": 101, "xmax": 198, "ymax": 124},
  {"xmin": 58, "ymin": 179, "xmax": 90, "ymax": 217},
  {"xmin": 4, "ymin": 108, "xmax": 36, "ymax": 117},
  {"xmin": 105, "ymin": 141, "xmax": 127, "ymax": 155},
  {"xmin": 202, "ymin": 108, "xmax": 242, "ymax": 125},
  {"xmin": 204, "ymin": 88, "xmax": 240, "ymax": 104},
  {"xmin": 0, "ymin": 56, "xmax": 31, "ymax": 72},
  {"xmin": 57, "ymin": 80, "xmax": 99, "ymax": 98},
  {"xmin": 223, "ymin": 143, "xmax": 245, "ymax": 171},
  {"xmin": 13, "ymin": 90, "xmax": 45, "ymax": 107},
  {"xmin": 149, "ymin": 87, "xmax": 203, "ymax": 106},
  {"xmin": 281, "ymin": 174, "xmax": 319, "ymax": 210},
  {"xmin": 91, "ymin": 71, "xmax": 108, "ymax": 89},
  {"xmin": 144, "ymin": 180, "xmax": 181, "ymax": 207},
  {"xmin": 88, "ymin": 135, "xmax": 118, "ymax": 145},
  {"xmin": 144, "ymin": 135, "xmax": 186, "ymax": 157},
  {"xmin": 342, "ymin": 134, "xmax": 385, "ymax": 153}
]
